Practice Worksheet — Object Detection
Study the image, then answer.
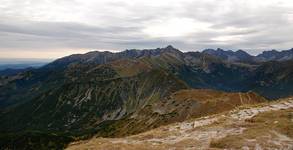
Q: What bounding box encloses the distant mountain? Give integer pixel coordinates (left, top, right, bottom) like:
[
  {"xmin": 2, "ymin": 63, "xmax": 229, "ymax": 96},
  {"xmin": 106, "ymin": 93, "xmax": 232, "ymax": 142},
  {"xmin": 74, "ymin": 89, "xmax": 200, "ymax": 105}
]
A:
[
  {"xmin": 0, "ymin": 63, "xmax": 47, "ymax": 71},
  {"xmin": 256, "ymin": 48, "xmax": 293, "ymax": 61},
  {"xmin": 202, "ymin": 48, "xmax": 256, "ymax": 63},
  {"xmin": 202, "ymin": 48, "xmax": 293, "ymax": 63},
  {"xmin": 45, "ymin": 45, "xmax": 182, "ymax": 69},
  {"xmin": 0, "ymin": 46, "xmax": 293, "ymax": 149},
  {"xmin": 0, "ymin": 58, "xmax": 52, "ymax": 72},
  {"xmin": 0, "ymin": 58, "xmax": 52, "ymax": 74},
  {"xmin": 0, "ymin": 67, "xmax": 34, "ymax": 76}
]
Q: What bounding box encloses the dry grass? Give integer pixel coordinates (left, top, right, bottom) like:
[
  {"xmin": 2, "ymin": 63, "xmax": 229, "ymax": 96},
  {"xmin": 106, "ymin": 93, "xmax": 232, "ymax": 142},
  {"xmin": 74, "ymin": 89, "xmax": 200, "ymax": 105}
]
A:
[
  {"xmin": 210, "ymin": 108, "xmax": 293, "ymax": 149},
  {"xmin": 67, "ymin": 96, "xmax": 292, "ymax": 150},
  {"xmin": 110, "ymin": 59, "xmax": 151, "ymax": 77}
]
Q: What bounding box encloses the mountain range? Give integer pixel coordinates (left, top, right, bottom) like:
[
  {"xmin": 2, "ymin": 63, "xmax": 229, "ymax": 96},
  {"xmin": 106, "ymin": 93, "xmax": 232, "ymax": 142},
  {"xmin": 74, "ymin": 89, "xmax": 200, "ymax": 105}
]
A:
[
  {"xmin": 0, "ymin": 45, "xmax": 293, "ymax": 149},
  {"xmin": 202, "ymin": 47, "xmax": 293, "ymax": 63}
]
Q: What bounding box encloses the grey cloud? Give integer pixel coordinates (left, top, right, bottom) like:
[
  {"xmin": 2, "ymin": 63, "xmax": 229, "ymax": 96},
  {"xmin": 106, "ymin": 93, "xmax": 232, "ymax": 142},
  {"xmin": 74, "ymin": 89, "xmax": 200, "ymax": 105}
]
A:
[
  {"xmin": 0, "ymin": 0, "xmax": 293, "ymax": 57},
  {"xmin": 0, "ymin": 20, "xmax": 149, "ymax": 49}
]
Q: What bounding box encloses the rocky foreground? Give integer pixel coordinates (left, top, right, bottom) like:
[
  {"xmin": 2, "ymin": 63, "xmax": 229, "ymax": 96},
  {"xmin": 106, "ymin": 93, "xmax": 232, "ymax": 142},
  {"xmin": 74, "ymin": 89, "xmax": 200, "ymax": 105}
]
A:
[{"xmin": 67, "ymin": 97, "xmax": 293, "ymax": 150}]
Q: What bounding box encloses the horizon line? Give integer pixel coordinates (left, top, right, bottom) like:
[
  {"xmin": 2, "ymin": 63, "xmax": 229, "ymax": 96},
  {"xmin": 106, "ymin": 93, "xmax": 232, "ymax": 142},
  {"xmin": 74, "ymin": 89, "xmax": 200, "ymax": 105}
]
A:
[{"xmin": 0, "ymin": 46, "xmax": 292, "ymax": 60}]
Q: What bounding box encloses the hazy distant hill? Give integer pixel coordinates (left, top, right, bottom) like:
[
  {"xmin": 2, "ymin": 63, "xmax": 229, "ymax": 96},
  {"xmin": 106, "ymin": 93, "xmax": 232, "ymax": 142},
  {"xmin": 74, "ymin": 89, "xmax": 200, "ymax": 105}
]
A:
[
  {"xmin": 0, "ymin": 58, "xmax": 52, "ymax": 71},
  {"xmin": 0, "ymin": 68, "xmax": 33, "ymax": 76}
]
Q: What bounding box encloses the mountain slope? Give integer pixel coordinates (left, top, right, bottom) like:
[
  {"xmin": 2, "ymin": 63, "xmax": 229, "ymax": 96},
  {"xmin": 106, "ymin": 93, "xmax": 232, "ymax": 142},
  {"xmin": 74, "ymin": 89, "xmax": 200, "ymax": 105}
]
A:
[
  {"xmin": 0, "ymin": 69, "xmax": 187, "ymax": 132},
  {"xmin": 66, "ymin": 97, "xmax": 293, "ymax": 150},
  {"xmin": 0, "ymin": 89, "xmax": 266, "ymax": 149},
  {"xmin": 93, "ymin": 89, "xmax": 266, "ymax": 138},
  {"xmin": 249, "ymin": 60, "xmax": 293, "ymax": 99}
]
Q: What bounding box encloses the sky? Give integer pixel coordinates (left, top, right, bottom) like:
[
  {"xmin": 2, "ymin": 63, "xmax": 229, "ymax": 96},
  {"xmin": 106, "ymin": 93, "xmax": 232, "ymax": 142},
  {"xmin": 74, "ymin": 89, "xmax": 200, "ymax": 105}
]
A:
[{"xmin": 0, "ymin": 0, "xmax": 293, "ymax": 59}]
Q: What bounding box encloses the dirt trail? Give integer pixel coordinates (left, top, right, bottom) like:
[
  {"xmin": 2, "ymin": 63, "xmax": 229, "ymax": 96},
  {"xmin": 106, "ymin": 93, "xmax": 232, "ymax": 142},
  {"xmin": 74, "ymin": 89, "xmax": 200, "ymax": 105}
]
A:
[{"xmin": 67, "ymin": 98, "xmax": 293, "ymax": 150}]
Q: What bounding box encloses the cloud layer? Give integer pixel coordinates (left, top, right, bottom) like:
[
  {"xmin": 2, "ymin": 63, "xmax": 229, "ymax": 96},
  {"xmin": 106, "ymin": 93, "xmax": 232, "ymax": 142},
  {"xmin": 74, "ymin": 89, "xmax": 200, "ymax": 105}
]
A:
[{"xmin": 1, "ymin": 0, "xmax": 293, "ymax": 58}]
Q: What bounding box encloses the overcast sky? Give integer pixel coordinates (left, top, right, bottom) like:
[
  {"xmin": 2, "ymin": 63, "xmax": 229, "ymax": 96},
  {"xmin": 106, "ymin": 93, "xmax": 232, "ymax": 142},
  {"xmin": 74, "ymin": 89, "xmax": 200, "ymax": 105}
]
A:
[{"xmin": 1, "ymin": 0, "xmax": 293, "ymax": 58}]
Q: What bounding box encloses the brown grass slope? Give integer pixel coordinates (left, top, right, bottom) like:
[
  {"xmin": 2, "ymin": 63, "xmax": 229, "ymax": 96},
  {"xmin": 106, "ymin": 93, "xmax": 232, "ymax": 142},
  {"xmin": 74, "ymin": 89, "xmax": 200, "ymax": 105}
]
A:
[
  {"xmin": 66, "ymin": 97, "xmax": 293, "ymax": 150},
  {"xmin": 77, "ymin": 89, "xmax": 266, "ymax": 138}
]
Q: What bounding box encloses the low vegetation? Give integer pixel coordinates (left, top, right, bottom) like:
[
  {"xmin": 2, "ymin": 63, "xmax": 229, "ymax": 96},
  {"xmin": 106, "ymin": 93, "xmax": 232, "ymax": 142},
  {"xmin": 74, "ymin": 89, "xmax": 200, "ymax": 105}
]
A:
[{"xmin": 210, "ymin": 108, "xmax": 293, "ymax": 149}]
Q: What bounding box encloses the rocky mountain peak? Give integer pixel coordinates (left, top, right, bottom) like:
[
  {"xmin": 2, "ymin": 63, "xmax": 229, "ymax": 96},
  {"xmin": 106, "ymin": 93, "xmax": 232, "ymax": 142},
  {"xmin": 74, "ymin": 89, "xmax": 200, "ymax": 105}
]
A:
[{"xmin": 166, "ymin": 45, "xmax": 175, "ymax": 49}]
